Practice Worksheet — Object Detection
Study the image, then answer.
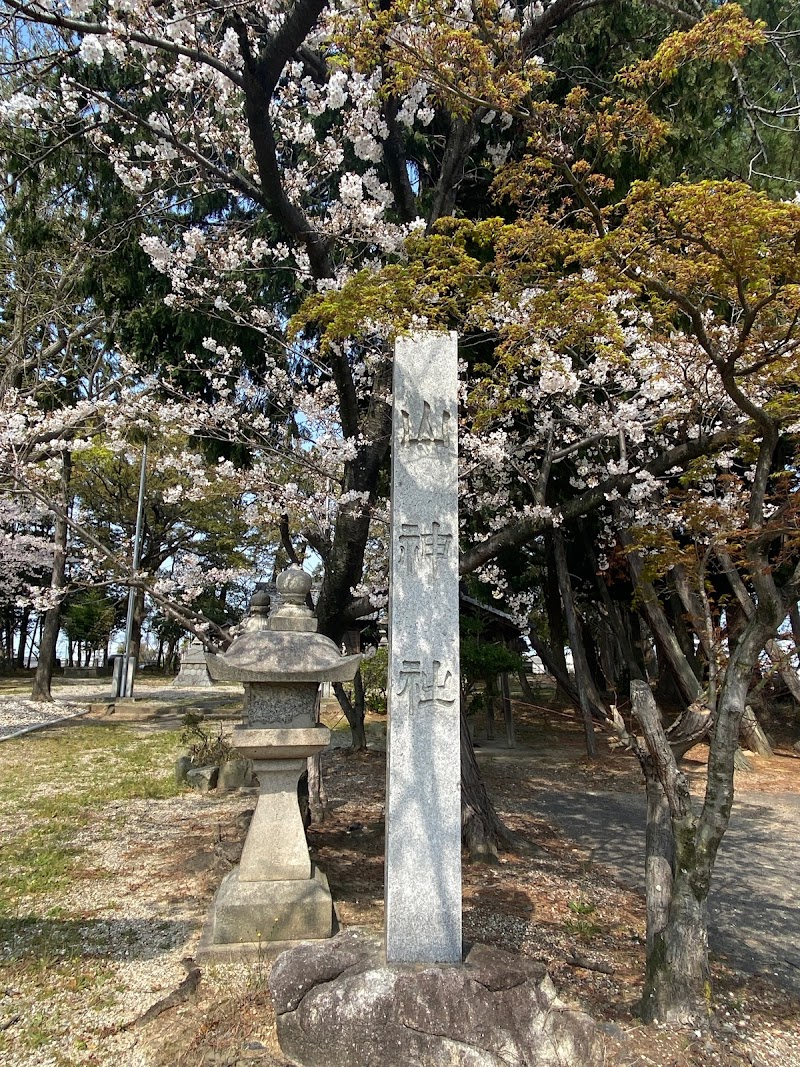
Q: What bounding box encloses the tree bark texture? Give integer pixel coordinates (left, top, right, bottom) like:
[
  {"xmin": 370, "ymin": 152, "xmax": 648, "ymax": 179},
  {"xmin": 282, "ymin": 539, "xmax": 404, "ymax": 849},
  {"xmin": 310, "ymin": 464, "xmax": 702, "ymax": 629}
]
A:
[
  {"xmin": 630, "ymin": 575, "xmax": 791, "ymax": 1025},
  {"xmin": 333, "ymin": 671, "xmax": 367, "ymax": 750},
  {"xmin": 739, "ymin": 705, "xmax": 773, "ymax": 758},
  {"xmin": 631, "ymin": 680, "xmax": 711, "ymax": 1025},
  {"xmin": 621, "ymin": 529, "xmax": 702, "ymax": 707},
  {"xmin": 460, "ymin": 700, "xmax": 511, "ymax": 861},
  {"xmin": 32, "ymin": 452, "xmax": 71, "ymax": 702},
  {"xmin": 516, "ymin": 669, "xmax": 537, "ymax": 705},
  {"xmin": 584, "ymin": 531, "xmax": 645, "ymax": 690},
  {"xmin": 642, "ymin": 869, "xmax": 711, "ymax": 1025},
  {"xmin": 644, "ymin": 773, "xmax": 673, "ymax": 958},
  {"xmin": 552, "ymin": 530, "xmax": 598, "ymax": 756},
  {"xmin": 543, "ymin": 533, "xmax": 569, "ymax": 695},
  {"xmin": 15, "ymin": 606, "xmax": 30, "ymax": 669},
  {"xmin": 671, "ymin": 564, "xmax": 711, "ymax": 665},
  {"xmin": 717, "ymin": 549, "xmax": 800, "ymax": 706},
  {"xmin": 527, "ymin": 627, "xmax": 608, "ymax": 722}
]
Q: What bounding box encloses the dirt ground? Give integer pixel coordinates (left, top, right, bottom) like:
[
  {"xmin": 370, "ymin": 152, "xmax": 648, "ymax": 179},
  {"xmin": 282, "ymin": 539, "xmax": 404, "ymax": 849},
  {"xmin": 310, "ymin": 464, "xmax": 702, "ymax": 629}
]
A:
[{"xmin": 1, "ymin": 684, "xmax": 799, "ymax": 1067}]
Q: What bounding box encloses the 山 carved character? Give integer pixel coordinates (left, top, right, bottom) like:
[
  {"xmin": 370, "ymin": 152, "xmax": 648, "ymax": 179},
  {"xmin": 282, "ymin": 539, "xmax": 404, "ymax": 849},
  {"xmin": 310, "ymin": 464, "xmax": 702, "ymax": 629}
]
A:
[{"xmin": 400, "ymin": 401, "xmax": 451, "ymax": 446}]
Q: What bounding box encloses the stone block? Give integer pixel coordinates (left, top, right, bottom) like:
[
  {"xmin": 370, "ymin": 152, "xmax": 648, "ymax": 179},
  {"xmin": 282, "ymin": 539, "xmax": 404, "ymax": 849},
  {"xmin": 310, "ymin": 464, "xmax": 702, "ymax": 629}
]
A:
[
  {"xmin": 174, "ymin": 754, "xmax": 192, "ymax": 785},
  {"xmin": 243, "ymin": 682, "xmax": 319, "ymax": 726},
  {"xmin": 172, "ymin": 665, "xmax": 213, "ymax": 687},
  {"xmin": 206, "ymin": 867, "xmax": 333, "ymax": 946},
  {"xmin": 186, "ymin": 764, "xmax": 219, "ymax": 791},
  {"xmin": 238, "ymin": 759, "xmax": 310, "ymax": 881},
  {"xmin": 231, "ymin": 725, "xmax": 330, "ymax": 759},
  {"xmin": 217, "ymin": 758, "xmax": 249, "ymax": 792},
  {"xmin": 63, "ymin": 665, "xmax": 112, "ymax": 678}
]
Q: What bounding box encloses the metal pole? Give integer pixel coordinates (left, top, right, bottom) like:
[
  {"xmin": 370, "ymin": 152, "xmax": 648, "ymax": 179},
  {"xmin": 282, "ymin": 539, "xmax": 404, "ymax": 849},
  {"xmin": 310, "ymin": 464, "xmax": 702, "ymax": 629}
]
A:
[{"xmin": 119, "ymin": 441, "xmax": 148, "ymax": 698}]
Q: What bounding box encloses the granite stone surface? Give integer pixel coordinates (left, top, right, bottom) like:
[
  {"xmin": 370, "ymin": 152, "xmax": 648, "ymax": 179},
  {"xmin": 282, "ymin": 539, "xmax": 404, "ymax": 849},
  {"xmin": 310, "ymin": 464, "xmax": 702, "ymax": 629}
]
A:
[
  {"xmin": 385, "ymin": 331, "xmax": 462, "ymax": 964},
  {"xmin": 232, "ymin": 726, "xmax": 331, "ymax": 760},
  {"xmin": 205, "ymin": 867, "xmax": 333, "ymax": 946},
  {"xmin": 237, "ymin": 758, "xmax": 310, "ymax": 881},
  {"xmin": 205, "ymin": 631, "xmax": 360, "ymax": 683},
  {"xmin": 270, "ymin": 929, "xmax": 605, "ymax": 1067},
  {"xmin": 172, "ymin": 638, "xmax": 213, "ymax": 687},
  {"xmin": 243, "ymin": 682, "xmax": 318, "ymax": 726},
  {"xmin": 199, "ymin": 572, "xmax": 356, "ymax": 951}
]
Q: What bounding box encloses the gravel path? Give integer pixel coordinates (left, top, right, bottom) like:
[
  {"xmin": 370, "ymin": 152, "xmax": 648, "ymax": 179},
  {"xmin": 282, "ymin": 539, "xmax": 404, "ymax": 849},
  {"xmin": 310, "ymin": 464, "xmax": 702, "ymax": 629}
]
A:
[
  {"xmin": 0, "ymin": 699, "xmax": 91, "ymax": 740},
  {"xmin": 530, "ymin": 787, "xmax": 800, "ymax": 996},
  {"xmin": 0, "ymin": 680, "xmax": 240, "ymax": 740}
]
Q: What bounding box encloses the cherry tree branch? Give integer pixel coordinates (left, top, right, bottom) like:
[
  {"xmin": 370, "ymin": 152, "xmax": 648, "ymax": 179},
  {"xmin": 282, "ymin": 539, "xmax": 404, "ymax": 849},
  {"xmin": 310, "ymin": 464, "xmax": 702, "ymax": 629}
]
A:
[
  {"xmin": 2, "ymin": 0, "xmax": 247, "ymax": 88},
  {"xmin": 459, "ymin": 424, "xmax": 747, "ymax": 574},
  {"xmin": 68, "ymin": 80, "xmax": 266, "ymax": 205}
]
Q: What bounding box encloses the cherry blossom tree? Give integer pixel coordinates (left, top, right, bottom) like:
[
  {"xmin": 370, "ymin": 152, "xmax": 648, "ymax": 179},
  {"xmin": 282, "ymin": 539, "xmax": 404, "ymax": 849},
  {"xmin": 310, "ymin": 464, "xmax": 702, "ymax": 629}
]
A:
[
  {"xmin": 8, "ymin": 0, "xmax": 786, "ymax": 655},
  {"xmin": 2, "ymin": 0, "xmax": 799, "ymax": 1021},
  {"xmin": 294, "ymin": 27, "xmax": 800, "ymax": 1021}
]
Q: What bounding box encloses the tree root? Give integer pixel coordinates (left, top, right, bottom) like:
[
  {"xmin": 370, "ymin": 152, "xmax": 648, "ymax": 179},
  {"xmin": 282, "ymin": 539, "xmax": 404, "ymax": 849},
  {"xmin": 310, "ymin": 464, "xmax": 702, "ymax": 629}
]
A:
[{"xmin": 119, "ymin": 958, "xmax": 201, "ymax": 1031}]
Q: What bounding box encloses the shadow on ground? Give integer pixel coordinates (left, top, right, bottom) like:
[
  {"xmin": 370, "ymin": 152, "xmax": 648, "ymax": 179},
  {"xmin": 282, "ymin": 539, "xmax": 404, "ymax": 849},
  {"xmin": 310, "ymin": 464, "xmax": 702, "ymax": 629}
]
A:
[{"xmin": 525, "ymin": 788, "xmax": 800, "ymax": 996}]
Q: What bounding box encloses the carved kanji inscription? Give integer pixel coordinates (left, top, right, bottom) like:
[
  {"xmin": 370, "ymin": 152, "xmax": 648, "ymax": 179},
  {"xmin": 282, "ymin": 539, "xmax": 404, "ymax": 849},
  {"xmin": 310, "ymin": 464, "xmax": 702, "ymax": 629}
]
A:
[
  {"xmin": 400, "ymin": 401, "xmax": 451, "ymax": 446},
  {"xmin": 397, "ymin": 521, "xmax": 453, "ymax": 575},
  {"xmin": 397, "ymin": 659, "xmax": 457, "ymax": 713}
]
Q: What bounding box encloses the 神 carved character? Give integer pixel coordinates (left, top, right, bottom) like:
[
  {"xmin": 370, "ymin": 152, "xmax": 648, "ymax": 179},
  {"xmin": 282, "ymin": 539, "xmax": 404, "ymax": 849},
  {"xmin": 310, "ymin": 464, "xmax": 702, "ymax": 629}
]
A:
[{"xmin": 397, "ymin": 521, "xmax": 454, "ymax": 574}]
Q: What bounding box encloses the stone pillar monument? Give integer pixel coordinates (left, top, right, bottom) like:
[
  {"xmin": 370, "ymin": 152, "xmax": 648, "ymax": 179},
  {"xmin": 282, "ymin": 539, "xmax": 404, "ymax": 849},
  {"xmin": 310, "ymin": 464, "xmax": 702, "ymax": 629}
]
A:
[{"xmin": 385, "ymin": 331, "xmax": 462, "ymax": 964}]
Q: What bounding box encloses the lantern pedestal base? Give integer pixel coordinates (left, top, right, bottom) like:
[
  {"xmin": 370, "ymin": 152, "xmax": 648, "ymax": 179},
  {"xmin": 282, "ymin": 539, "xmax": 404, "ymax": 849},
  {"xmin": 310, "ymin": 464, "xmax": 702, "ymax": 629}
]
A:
[{"xmin": 197, "ymin": 867, "xmax": 333, "ymax": 961}]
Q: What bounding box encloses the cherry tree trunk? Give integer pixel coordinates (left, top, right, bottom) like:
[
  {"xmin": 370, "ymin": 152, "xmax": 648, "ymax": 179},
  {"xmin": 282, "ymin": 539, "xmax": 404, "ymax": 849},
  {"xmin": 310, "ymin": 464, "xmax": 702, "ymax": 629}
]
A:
[
  {"xmin": 644, "ymin": 774, "xmax": 673, "ymax": 959},
  {"xmin": 543, "ymin": 533, "xmax": 569, "ymax": 698},
  {"xmin": 622, "ymin": 530, "xmax": 702, "ymax": 706},
  {"xmin": 2, "ymin": 612, "xmax": 11, "ymax": 665},
  {"xmin": 632, "ymin": 680, "xmax": 712, "ymax": 1024},
  {"xmin": 739, "ymin": 705, "xmax": 773, "ymax": 758},
  {"xmin": 642, "ymin": 868, "xmax": 710, "ymax": 1024},
  {"xmin": 552, "ymin": 530, "xmax": 597, "ymax": 756},
  {"xmin": 527, "ymin": 628, "xmax": 608, "ymax": 722},
  {"xmin": 15, "ymin": 606, "xmax": 30, "ymax": 668},
  {"xmin": 31, "ymin": 453, "xmax": 70, "ymax": 702},
  {"xmin": 460, "ymin": 700, "xmax": 511, "ymax": 861},
  {"xmin": 516, "ymin": 669, "xmax": 537, "ymax": 705},
  {"xmin": 632, "ymin": 590, "xmax": 780, "ymax": 1028},
  {"xmin": 333, "ymin": 671, "xmax": 367, "ymax": 750}
]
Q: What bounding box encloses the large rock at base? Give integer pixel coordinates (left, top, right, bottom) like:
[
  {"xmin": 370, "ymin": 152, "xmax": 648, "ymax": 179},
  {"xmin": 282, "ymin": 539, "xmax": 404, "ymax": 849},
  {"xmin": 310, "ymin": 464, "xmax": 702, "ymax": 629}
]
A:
[{"xmin": 269, "ymin": 929, "xmax": 604, "ymax": 1067}]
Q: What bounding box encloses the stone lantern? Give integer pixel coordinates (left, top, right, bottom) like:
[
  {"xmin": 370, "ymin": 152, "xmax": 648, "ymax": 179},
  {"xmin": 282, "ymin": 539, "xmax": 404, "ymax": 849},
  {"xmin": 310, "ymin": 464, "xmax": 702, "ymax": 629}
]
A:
[{"xmin": 199, "ymin": 566, "xmax": 360, "ymax": 956}]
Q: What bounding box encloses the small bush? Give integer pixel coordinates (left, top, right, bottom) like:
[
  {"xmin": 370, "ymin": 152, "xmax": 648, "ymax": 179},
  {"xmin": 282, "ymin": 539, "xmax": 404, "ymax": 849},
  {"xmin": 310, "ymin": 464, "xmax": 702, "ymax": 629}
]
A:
[
  {"xmin": 361, "ymin": 647, "xmax": 389, "ymax": 715},
  {"xmin": 180, "ymin": 712, "xmax": 234, "ymax": 766}
]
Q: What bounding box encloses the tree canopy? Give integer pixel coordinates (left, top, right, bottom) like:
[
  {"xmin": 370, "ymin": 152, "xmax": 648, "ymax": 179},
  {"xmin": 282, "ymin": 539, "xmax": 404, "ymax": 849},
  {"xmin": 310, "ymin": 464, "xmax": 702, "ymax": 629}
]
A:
[{"xmin": 1, "ymin": 0, "xmax": 799, "ymax": 1024}]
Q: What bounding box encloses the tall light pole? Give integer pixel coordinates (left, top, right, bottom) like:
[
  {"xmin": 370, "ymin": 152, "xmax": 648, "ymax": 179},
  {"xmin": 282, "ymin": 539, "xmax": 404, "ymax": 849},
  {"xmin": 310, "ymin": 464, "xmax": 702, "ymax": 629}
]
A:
[{"xmin": 119, "ymin": 441, "xmax": 148, "ymax": 699}]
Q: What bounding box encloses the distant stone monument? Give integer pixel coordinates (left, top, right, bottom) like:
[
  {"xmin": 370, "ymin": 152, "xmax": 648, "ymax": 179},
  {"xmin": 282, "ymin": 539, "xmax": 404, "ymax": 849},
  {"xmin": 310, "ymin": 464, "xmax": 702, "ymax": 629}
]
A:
[
  {"xmin": 199, "ymin": 568, "xmax": 360, "ymax": 956},
  {"xmin": 385, "ymin": 331, "xmax": 462, "ymax": 964},
  {"xmin": 172, "ymin": 638, "xmax": 213, "ymax": 687}
]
